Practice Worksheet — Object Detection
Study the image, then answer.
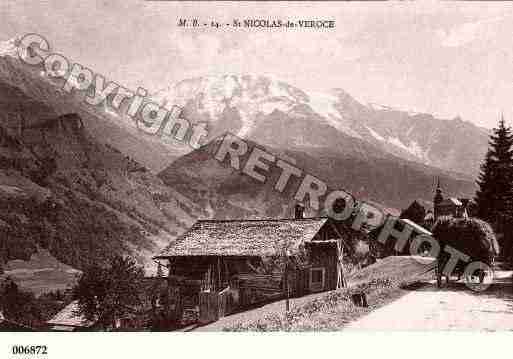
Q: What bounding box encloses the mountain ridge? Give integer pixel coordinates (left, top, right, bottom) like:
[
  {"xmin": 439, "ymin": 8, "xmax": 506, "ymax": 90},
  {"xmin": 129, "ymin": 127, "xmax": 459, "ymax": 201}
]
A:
[
  {"xmin": 155, "ymin": 74, "xmax": 488, "ymax": 177},
  {"xmin": 159, "ymin": 133, "xmax": 476, "ymax": 223}
]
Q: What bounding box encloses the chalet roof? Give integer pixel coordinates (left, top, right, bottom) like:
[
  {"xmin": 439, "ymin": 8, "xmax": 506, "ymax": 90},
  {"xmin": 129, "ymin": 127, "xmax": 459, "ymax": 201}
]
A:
[
  {"xmin": 439, "ymin": 198, "xmax": 462, "ymax": 206},
  {"xmin": 155, "ymin": 218, "xmax": 329, "ymax": 258},
  {"xmin": 47, "ymin": 301, "xmax": 95, "ymax": 328}
]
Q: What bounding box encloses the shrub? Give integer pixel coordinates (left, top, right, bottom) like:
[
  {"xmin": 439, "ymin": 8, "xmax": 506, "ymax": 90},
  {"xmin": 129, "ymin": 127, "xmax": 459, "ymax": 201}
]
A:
[{"xmin": 73, "ymin": 256, "xmax": 145, "ymax": 329}]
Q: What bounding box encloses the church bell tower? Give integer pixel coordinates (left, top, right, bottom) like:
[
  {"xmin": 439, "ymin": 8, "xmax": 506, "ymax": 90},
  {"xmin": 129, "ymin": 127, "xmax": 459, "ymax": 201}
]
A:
[{"xmin": 433, "ymin": 177, "xmax": 443, "ymax": 220}]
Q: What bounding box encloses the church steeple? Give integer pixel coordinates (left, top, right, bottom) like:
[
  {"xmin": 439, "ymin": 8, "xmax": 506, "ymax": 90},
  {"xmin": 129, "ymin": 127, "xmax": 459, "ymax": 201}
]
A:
[{"xmin": 434, "ymin": 177, "xmax": 443, "ymax": 219}]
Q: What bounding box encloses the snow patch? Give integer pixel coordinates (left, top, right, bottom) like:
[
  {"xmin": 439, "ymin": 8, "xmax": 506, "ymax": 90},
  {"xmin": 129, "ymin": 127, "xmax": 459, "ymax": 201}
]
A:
[
  {"xmin": 268, "ymin": 77, "xmax": 295, "ymax": 99},
  {"xmin": 236, "ymin": 112, "xmax": 255, "ymax": 138},
  {"xmin": 365, "ymin": 126, "xmax": 386, "ymax": 142},
  {"xmin": 260, "ymin": 100, "xmax": 292, "ymax": 115},
  {"xmin": 406, "ymin": 140, "xmax": 428, "ymax": 160},
  {"xmin": 388, "ymin": 136, "xmax": 410, "ymax": 152},
  {"xmin": 368, "ymin": 102, "xmax": 394, "ymax": 111},
  {"xmin": 308, "ymin": 91, "xmax": 362, "ymax": 139},
  {"xmin": 223, "ymin": 75, "xmax": 239, "ymax": 98},
  {"xmin": 307, "ymin": 91, "xmax": 339, "ymax": 119},
  {"xmin": 386, "ymin": 136, "xmax": 429, "ymax": 160}
]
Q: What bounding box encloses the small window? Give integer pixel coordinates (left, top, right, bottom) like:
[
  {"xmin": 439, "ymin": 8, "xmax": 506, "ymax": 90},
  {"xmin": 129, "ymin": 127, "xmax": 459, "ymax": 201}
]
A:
[
  {"xmin": 309, "ymin": 267, "xmax": 325, "ymax": 292},
  {"xmin": 311, "ymin": 269, "xmax": 323, "ymax": 283}
]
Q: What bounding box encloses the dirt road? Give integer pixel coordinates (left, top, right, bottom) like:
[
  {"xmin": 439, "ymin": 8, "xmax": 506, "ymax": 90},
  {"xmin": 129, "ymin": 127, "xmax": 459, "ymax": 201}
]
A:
[{"xmin": 345, "ymin": 270, "xmax": 513, "ymax": 331}]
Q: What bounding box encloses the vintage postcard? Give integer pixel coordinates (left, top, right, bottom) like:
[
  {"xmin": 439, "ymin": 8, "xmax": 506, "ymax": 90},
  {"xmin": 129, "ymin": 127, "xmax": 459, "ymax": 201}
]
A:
[{"xmin": 0, "ymin": 1, "xmax": 512, "ymax": 358}]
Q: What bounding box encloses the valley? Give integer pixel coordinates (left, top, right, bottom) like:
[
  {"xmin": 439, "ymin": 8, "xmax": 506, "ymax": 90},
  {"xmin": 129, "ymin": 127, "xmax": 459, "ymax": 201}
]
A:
[{"xmin": 0, "ymin": 37, "xmax": 485, "ymax": 296}]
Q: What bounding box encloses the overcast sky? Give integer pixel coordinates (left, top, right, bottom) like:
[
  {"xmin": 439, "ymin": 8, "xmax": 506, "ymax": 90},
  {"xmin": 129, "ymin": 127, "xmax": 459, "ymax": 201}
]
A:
[{"xmin": 2, "ymin": 1, "xmax": 513, "ymax": 129}]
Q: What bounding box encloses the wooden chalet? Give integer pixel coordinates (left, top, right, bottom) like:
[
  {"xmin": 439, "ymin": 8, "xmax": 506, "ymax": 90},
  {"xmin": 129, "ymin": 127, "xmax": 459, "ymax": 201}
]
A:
[
  {"xmin": 46, "ymin": 278, "xmax": 169, "ymax": 331},
  {"xmin": 46, "ymin": 302, "xmax": 149, "ymax": 332},
  {"xmin": 154, "ymin": 207, "xmax": 363, "ymax": 324}
]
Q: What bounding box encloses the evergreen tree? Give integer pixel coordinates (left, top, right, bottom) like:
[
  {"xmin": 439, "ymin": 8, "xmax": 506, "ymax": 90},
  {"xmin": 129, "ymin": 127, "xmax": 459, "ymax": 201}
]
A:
[
  {"xmin": 475, "ymin": 116, "xmax": 513, "ymax": 221},
  {"xmin": 475, "ymin": 116, "xmax": 513, "ymax": 258},
  {"xmin": 475, "ymin": 150, "xmax": 496, "ymax": 220},
  {"xmin": 400, "ymin": 200, "xmax": 426, "ymax": 226},
  {"xmin": 0, "ymin": 277, "xmax": 43, "ymax": 327}
]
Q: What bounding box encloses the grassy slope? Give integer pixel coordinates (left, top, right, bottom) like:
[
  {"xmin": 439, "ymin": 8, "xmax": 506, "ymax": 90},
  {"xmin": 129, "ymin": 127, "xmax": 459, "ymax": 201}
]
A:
[
  {"xmin": 223, "ymin": 256, "xmax": 435, "ymax": 331},
  {"xmin": 1, "ymin": 248, "xmax": 80, "ymax": 296}
]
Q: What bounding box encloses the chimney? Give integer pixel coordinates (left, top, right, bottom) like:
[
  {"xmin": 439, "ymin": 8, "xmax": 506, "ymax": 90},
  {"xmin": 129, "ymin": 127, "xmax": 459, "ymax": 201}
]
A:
[{"xmin": 295, "ymin": 204, "xmax": 304, "ymax": 219}]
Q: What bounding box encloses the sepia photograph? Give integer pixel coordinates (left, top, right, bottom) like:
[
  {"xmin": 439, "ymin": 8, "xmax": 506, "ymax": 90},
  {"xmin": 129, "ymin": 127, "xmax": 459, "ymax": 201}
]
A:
[{"xmin": 1, "ymin": 1, "xmax": 513, "ymax": 358}]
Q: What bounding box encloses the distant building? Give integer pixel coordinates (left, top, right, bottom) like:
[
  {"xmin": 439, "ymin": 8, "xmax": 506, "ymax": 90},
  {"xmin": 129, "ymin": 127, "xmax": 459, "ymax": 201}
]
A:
[
  {"xmin": 47, "ymin": 278, "xmax": 168, "ymax": 331},
  {"xmin": 46, "ymin": 301, "xmax": 95, "ymax": 332},
  {"xmin": 424, "ymin": 210, "xmax": 435, "ymax": 227},
  {"xmin": 431, "ymin": 178, "xmax": 474, "ymax": 222}
]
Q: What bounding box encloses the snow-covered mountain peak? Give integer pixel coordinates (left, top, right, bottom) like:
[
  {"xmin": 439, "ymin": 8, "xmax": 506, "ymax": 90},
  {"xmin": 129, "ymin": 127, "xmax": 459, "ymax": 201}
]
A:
[
  {"xmin": 153, "ymin": 74, "xmax": 364, "ymax": 140},
  {"xmin": 153, "ymin": 73, "xmax": 489, "ymax": 176}
]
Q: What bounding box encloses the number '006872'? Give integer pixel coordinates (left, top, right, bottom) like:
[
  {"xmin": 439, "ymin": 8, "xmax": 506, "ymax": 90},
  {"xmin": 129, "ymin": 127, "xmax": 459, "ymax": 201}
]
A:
[{"xmin": 11, "ymin": 345, "xmax": 48, "ymax": 355}]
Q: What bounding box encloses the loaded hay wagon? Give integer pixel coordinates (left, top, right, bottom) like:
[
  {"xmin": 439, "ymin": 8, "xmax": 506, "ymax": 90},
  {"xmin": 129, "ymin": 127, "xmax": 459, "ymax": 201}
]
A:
[{"xmin": 432, "ymin": 216, "xmax": 499, "ymax": 287}]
